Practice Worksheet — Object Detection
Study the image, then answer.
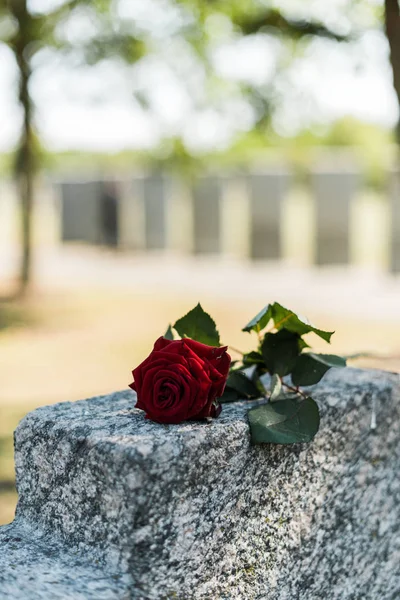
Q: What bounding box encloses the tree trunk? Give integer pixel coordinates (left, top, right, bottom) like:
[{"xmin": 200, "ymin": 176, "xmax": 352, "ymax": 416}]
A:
[
  {"xmin": 17, "ymin": 148, "xmax": 34, "ymax": 292},
  {"xmin": 385, "ymin": 0, "xmax": 400, "ymax": 144},
  {"xmin": 12, "ymin": 0, "xmax": 35, "ymax": 295}
]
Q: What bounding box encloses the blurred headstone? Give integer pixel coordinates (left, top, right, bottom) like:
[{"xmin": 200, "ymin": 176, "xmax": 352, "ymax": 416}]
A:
[
  {"xmin": 192, "ymin": 176, "xmax": 221, "ymax": 254},
  {"xmin": 311, "ymin": 167, "xmax": 359, "ymax": 265},
  {"xmin": 389, "ymin": 169, "xmax": 400, "ymax": 273},
  {"xmin": 167, "ymin": 177, "xmax": 193, "ymax": 254},
  {"xmin": 100, "ymin": 181, "xmax": 119, "ymax": 247},
  {"xmin": 60, "ymin": 180, "xmax": 103, "ymax": 244},
  {"xmin": 60, "ymin": 180, "xmax": 121, "ymax": 247},
  {"xmin": 143, "ymin": 173, "xmax": 167, "ymax": 250},
  {"xmin": 117, "ymin": 178, "xmax": 146, "ymax": 251},
  {"xmin": 119, "ymin": 174, "xmax": 178, "ymax": 253},
  {"xmin": 221, "ymin": 174, "xmax": 250, "ymax": 258},
  {"xmin": 248, "ymin": 169, "xmax": 290, "ymax": 260}
]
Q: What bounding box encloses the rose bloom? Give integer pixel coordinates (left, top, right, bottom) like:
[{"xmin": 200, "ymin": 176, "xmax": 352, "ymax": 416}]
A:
[{"xmin": 129, "ymin": 337, "xmax": 231, "ymax": 424}]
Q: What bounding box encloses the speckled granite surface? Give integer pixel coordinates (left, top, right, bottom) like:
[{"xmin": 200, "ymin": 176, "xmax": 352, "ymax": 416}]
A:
[
  {"xmin": 0, "ymin": 368, "xmax": 399, "ymax": 599},
  {"xmin": 0, "ymin": 520, "xmax": 132, "ymax": 599}
]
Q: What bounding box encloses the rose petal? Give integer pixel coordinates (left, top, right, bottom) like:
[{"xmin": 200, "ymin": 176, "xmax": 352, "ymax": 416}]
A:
[{"xmin": 129, "ymin": 336, "xmax": 230, "ymax": 424}]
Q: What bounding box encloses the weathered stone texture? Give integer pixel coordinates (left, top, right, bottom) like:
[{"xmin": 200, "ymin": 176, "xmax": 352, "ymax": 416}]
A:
[{"xmin": 0, "ymin": 368, "xmax": 399, "ymax": 599}]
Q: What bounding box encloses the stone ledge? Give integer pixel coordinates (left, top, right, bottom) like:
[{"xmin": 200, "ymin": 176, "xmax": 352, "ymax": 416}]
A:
[
  {"xmin": 0, "ymin": 521, "xmax": 131, "ymax": 600},
  {"xmin": 0, "ymin": 368, "xmax": 399, "ymax": 599}
]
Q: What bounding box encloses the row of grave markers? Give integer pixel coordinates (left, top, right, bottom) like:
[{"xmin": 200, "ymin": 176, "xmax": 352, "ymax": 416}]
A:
[
  {"xmin": 59, "ymin": 168, "xmax": 363, "ymax": 264},
  {"xmin": 2, "ymin": 167, "xmax": 400, "ymax": 269}
]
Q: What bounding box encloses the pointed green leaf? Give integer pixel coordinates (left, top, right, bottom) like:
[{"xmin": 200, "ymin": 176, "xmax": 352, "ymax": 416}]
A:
[
  {"xmin": 242, "ymin": 305, "xmax": 273, "ymax": 333},
  {"xmin": 291, "ymin": 353, "xmax": 346, "ymax": 387},
  {"xmin": 261, "ymin": 330, "xmax": 301, "ymax": 376},
  {"xmin": 226, "ymin": 371, "xmax": 262, "ymax": 399},
  {"xmin": 248, "ymin": 397, "xmax": 320, "ymax": 445},
  {"xmin": 309, "ymin": 353, "xmax": 347, "ymax": 368},
  {"xmin": 271, "ymin": 302, "xmax": 334, "ymax": 343},
  {"xmin": 173, "ymin": 303, "xmax": 220, "ymax": 347},
  {"xmin": 242, "ymin": 302, "xmax": 334, "ymax": 342},
  {"xmin": 291, "ymin": 354, "xmax": 330, "ymax": 386},
  {"xmin": 270, "ymin": 374, "xmax": 282, "ymax": 401},
  {"xmin": 298, "ymin": 338, "xmax": 310, "ymax": 352},
  {"xmin": 164, "ymin": 324, "xmax": 175, "ymax": 340}
]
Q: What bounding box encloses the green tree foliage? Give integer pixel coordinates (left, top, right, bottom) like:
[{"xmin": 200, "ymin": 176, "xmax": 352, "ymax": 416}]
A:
[
  {"xmin": 0, "ymin": 0, "xmax": 147, "ymax": 293},
  {"xmin": 188, "ymin": 0, "xmax": 399, "ymax": 140},
  {"xmin": 0, "ymin": 0, "xmax": 396, "ymax": 293}
]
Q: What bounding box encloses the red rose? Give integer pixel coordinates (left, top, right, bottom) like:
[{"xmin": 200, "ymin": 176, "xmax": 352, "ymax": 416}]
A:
[{"xmin": 129, "ymin": 337, "xmax": 231, "ymax": 424}]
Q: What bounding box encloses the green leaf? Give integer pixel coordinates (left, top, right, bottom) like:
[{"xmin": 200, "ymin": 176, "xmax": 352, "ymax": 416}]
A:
[
  {"xmin": 261, "ymin": 330, "xmax": 301, "ymax": 376},
  {"xmin": 291, "ymin": 353, "xmax": 346, "ymax": 387},
  {"xmin": 220, "ymin": 387, "xmax": 241, "ymax": 403},
  {"xmin": 248, "ymin": 397, "xmax": 320, "ymax": 445},
  {"xmin": 226, "ymin": 371, "xmax": 262, "ymax": 399},
  {"xmin": 164, "ymin": 324, "xmax": 175, "ymax": 340},
  {"xmin": 242, "ymin": 302, "xmax": 334, "ymax": 343},
  {"xmin": 298, "ymin": 338, "xmax": 310, "ymax": 352},
  {"xmin": 242, "ymin": 305, "xmax": 273, "ymax": 333},
  {"xmin": 173, "ymin": 303, "xmax": 220, "ymax": 347},
  {"xmin": 291, "ymin": 354, "xmax": 330, "ymax": 386},
  {"xmin": 251, "ymin": 371, "xmax": 268, "ymax": 396},
  {"xmin": 271, "ymin": 303, "xmax": 334, "ymax": 343},
  {"xmin": 270, "ymin": 374, "xmax": 282, "ymax": 401},
  {"xmin": 309, "ymin": 353, "xmax": 347, "ymax": 368},
  {"xmin": 242, "ymin": 351, "xmax": 265, "ymax": 367}
]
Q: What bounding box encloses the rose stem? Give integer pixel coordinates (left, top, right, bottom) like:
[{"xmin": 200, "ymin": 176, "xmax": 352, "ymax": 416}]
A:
[{"xmin": 282, "ymin": 382, "xmax": 308, "ymax": 400}]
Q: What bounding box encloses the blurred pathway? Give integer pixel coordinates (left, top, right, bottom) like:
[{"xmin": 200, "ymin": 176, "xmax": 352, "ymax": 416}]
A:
[{"xmin": 1, "ymin": 243, "xmax": 400, "ymax": 322}]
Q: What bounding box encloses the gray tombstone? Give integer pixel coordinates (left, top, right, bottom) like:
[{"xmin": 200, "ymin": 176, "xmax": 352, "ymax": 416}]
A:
[
  {"xmin": 192, "ymin": 176, "xmax": 221, "ymax": 254},
  {"xmin": 99, "ymin": 180, "xmax": 119, "ymax": 247},
  {"xmin": 143, "ymin": 174, "xmax": 167, "ymax": 250},
  {"xmin": 60, "ymin": 181, "xmax": 103, "ymax": 244},
  {"xmin": 389, "ymin": 169, "xmax": 400, "ymax": 273},
  {"xmin": 117, "ymin": 178, "xmax": 145, "ymax": 251},
  {"xmin": 312, "ymin": 168, "xmax": 359, "ymax": 265},
  {"xmin": 248, "ymin": 170, "xmax": 290, "ymax": 260},
  {"xmin": 60, "ymin": 180, "xmax": 120, "ymax": 246},
  {"xmin": 220, "ymin": 174, "xmax": 250, "ymax": 258}
]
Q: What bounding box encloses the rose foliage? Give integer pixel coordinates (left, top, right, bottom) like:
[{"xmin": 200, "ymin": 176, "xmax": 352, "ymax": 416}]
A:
[{"xmin": 129, "ymin": 302, "xmax": 346, "ymax": 445}]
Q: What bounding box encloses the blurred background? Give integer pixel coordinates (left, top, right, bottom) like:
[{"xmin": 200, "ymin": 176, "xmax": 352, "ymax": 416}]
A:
[{"xmin": 1, "ymin": 0, "xmax": 400, "ymax": 524}]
